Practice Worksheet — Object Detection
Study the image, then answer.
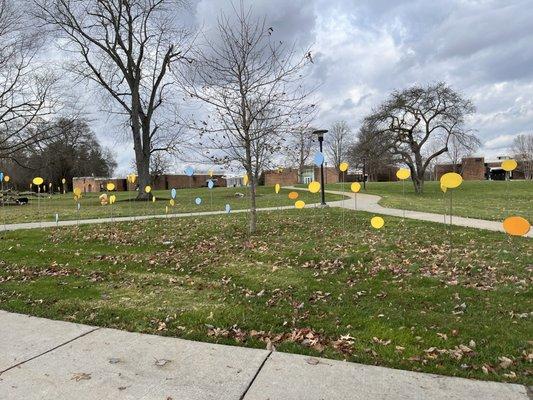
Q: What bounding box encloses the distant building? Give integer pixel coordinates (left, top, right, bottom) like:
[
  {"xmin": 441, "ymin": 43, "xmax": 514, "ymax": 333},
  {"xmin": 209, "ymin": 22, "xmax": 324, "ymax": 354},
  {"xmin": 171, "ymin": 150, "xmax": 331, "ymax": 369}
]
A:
[
  {"xmin": 263, "ymin": 166, "xmax": 340, "ymax": 186},
  {"xmin": 73, "ymin": 173, "xmax": 227, "ymax": 193},
  {"xmin": 72, "ymin": 177, "xmax": 127, "ymax": 193},
  {"xmin": 435, "ymin": 156, "xmax": 531, "ymax": 180}
]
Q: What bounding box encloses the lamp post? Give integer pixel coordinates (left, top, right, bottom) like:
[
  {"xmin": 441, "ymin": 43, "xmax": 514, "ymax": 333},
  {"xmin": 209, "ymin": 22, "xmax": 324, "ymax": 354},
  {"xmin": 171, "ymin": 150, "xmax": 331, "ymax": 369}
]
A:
[{"xmin": 313, "ymin": 129, "xmax": 328, "ymax": 206}]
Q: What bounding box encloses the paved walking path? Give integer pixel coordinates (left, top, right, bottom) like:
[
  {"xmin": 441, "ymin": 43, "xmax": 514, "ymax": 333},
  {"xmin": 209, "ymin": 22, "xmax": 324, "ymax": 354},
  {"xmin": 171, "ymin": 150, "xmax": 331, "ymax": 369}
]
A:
[
  {"xmin": 288, "ymin": 187, "xmax": 532, "ymax": 238},
  {"xmin": 0, "ymin": 310, "xmax": 528, "ymax": 400},
  {"xmin": 1, "ymin": 188, "xmax": 530, "ymax": 238}
]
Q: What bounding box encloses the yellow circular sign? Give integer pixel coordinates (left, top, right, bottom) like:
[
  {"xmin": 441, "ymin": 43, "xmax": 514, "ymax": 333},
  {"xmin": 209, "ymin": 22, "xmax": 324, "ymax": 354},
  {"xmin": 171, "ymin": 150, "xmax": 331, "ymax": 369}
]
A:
[
  {"xmin": 4, "ymin": 175, "xmax": 10, "ymax": 182},
  {"xmin": 61, "ymin": 178, "xmax": 66, "ymax": 184},
  {"xmin": 501, "ymin": 159, "xmax": 517, "ymax": 172},
  {"xmin": 106, "ymin": 182, "xmax": 115, "ymax": 191},
  {"xmin": 243, "ymin": 174, "xmax": 249, "ymax": 185},
  {"xmin": 339, "ymin": 162, "xmax": 349, "ymax": 172},
  {"xmin": 73, "ymin": 188, "xmax": 82, "ymax": 196},
  {"xmin": 208, "ymin": 169, "xmax": 214, "ymax": 177},
  {"xmin": 144, "ymin": 185, "xmax": 152, "ymax": 193},
  {"xmin": 127, "ymin": 174, "xmax": 137, "ymax": 184},
  {"xmin": 109, "ymin": 195, "xmax": 116, "ymax": 204},
  {"xmin": 152, "ymin": 195, "xmax": 156, "ymax": 202},
  {"xmin": 503, "ymin": 216, "xmax": 530, "ymax": 236},
  {"xmin": 274, "ymin": 183, "xmax": 280, "ymax": 194},
  {"xmin": 308, "ymin": 181, "xmax": 321, "ymax": 193},
  {"xmin": 370, "ymin": 216, "xmax": 385, "ymax": 229},
  {"xmin": 288, "ymin": 191, "xmax": 299, "ymax": 200},
  {"xmin": 350, "ymin": 182, "xmax": 361, "ymax": 193},
  {"xmin": 169, "ymin": 199, "xmax": 175, "ymax": 206},
  {"xmin": 440, "ymin": 172, "xmax": 462, "ymax": 189},
  {"xmin": 32, "ymin": 177, "xmax": 44, "ymax": 185},
  {"xmin": 396, "ymin": 168, "xmax": 410, "ymax": 180},
  {"xmin": 295, "ymin": 200, "xmax": 305, "ymax": 209}
]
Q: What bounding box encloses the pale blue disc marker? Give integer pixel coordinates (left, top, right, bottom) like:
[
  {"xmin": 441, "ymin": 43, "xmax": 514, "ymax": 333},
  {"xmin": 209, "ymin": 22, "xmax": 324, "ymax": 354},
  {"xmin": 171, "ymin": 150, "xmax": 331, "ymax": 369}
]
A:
[
  {"xmin": 207, "ymin": 180, "xmax": 214, "ymax": 189},
  {"xmin": 225, "ymin": 204, "xmax": 231, "ymax": 213},
  {"xmin": 195, "ymin": 197, "xmax": 202, "ymax": 205},
  {"xmin": 171, "ymin": 188, "xmax": 177, "ymax": 199},
  {"xmin": 185, "ymin": 166, "xmax": 195, "ymax": 176},
  {"xmin": 313, "ymin": 152, "xmax": 324, "ymax": 166}
]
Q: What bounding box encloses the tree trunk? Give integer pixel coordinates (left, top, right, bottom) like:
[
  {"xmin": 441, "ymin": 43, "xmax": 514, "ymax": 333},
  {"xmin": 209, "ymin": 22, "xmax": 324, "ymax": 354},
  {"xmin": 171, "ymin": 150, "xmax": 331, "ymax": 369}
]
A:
[
  {"xmin": 249, "ymin": 174, "xmax": 257, "ymax": 234},
  {"xmin": 412, "ymin": 174, "xmax": 424, "ymax": 194},
  {"xmin": 131, "ymin": 90, "xmax": 152, "ymax": 201}
]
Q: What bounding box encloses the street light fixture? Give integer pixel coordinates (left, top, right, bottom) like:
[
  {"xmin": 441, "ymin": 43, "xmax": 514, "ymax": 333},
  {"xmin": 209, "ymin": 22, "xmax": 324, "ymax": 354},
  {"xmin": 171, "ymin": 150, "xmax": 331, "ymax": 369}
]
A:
[{"xmin": 313, "ymin": 129, "xmax": 328, "ymax": 206}]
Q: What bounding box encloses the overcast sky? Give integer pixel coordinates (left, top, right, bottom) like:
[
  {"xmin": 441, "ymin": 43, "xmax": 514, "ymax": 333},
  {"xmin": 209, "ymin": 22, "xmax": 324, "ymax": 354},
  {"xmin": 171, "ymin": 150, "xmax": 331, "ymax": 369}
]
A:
[{"xmin": 81, "ymin": 0, "xmax": 533, "ymax": 175}]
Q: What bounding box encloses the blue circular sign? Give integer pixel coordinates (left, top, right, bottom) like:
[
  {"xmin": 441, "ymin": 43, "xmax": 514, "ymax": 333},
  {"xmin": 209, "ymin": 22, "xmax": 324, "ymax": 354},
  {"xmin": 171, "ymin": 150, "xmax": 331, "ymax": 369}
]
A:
[
  {"xmin": 195, "ymin": 197, "xmax": 202, "ymax": 205},
  {"xmin": 225, "ymin": 204, "xmax": 231, "ymax": 213},
  {"xmin": 207, "ymin": 180, "xmax": 214, "ymax": 189},
  {"xmin": 313, "ymin": 152, "xmax": 324, "ymax": 166},
  {"xmin": 185, "ymin": 166, "xmax": 195, "ymax": 176},
  {"xmin": 171, "ymin": 188, "xmax": 177, "ymax": 199}
]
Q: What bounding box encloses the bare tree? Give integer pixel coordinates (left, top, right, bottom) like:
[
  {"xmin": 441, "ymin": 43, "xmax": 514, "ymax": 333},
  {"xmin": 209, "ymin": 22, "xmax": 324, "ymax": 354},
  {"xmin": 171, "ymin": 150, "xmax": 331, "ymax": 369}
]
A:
[
  {"xmin": 178, "ymin": 4, "xmax": 314, "ymax": 233},
  {"xmin": 326, "ymin": 120, "xmax": 351, "ymax": 172},
  {"xmin": 347, "ymin": 120, "xmax": 394, "ymax": 182},
  {"xmin": 34, "ymin": 0, "xmax": 192, "ymax": 199},
  {"xmin": 283, "ymin": 125, "xmax": 315, "ymax": 181},
  {"xmin": 150, "ymin": 151, "xmax": 170, "ymax": 180},
  {"xmin": 364, "ymin": 82, "xmax": 476, "ymax": 193},
  {"xmin": 446, "ymin": 133, "xmax": 480, "ymax": 173},
  {"xmin": 511, "ymin": 133, "xmax": 533, "ymax": 179},
  {"xmin": 0, "ymin": 0, "xmax": 58, "ymax": 163}
]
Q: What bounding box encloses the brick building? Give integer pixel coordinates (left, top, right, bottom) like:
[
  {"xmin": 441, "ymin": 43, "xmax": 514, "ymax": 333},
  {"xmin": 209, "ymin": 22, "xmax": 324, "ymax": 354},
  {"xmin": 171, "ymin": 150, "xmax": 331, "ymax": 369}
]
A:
[
  {"xmin": 126, "ymin": 174, "xmax": 226, "ymax": 191},
  {"xmin": 74, "ymin": 174, "xmax": 226, "ymax": 193},
  {"xmin": 435, "ymin": 156, "xmax": 531, "ymax": 180},
  {"xmin": 72, "ymin": 177, "xmax": 127, "ymax": 193},
  {"xmin": 263, "ymin": 166, "xmax": 340, "ymax": 186}
]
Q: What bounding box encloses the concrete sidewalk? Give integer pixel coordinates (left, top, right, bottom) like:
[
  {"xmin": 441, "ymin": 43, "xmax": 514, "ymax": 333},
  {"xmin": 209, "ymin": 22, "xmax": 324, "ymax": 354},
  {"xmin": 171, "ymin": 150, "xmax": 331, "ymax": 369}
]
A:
[
  {"xmin": 288, "ymin": 187, "xmax": 532, "ymax": 238},
  {"xmin": 0, "ymin": 310, "xmax": 529, "ymax": 399},
  {"xmin": 1, "ymin": 189, "xmax": 530, "ymax": 238}
]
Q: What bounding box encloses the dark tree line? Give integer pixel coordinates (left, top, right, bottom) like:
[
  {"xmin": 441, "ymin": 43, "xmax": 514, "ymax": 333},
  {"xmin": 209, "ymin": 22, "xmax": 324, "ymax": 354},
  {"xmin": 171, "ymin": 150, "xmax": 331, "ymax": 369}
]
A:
[{"xmin": 0, "ymin": 117, "xmax": 116, "ymax": 190}]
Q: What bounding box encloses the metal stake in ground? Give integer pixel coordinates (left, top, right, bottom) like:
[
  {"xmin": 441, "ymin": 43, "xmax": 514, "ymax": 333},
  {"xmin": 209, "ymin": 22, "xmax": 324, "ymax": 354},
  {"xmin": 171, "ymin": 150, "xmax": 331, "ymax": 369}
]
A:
[{"xmin": 439, "ymin": 172, "xmax": 463, "ymax": 262}]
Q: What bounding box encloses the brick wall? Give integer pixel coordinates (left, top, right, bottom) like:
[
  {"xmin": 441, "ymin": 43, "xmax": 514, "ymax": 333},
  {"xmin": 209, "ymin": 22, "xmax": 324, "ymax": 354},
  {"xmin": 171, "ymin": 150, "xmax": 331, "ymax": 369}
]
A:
[{"xmin": 264, "ymin": 169, "xmax": 299, "ymax": 186}]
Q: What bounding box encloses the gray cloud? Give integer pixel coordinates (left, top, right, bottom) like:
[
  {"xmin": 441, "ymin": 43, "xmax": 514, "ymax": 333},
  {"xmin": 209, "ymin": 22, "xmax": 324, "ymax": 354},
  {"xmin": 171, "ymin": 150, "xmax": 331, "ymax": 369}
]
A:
[{"xmin": 68, "ymin": 0, "xmax": 532, "ymax": 173}]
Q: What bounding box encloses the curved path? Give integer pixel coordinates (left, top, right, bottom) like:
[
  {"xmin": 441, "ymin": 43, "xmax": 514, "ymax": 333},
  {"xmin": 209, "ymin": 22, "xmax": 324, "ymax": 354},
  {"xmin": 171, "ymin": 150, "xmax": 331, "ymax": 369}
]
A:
[
  {"xmin": 1, "ymin": 188, "xmax": 530, "ymax": 238},
  {"xmin": 287, "ymin": 186, "xmax": 532, "ymax": 238}
]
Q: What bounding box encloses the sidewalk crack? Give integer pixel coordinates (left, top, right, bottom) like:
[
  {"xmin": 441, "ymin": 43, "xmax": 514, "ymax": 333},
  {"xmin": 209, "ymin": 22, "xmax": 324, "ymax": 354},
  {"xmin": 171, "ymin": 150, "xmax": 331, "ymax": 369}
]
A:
[
  {"xmin": 0, "ymin": 327, "xmax": 101, "ymax": 375},
  {"xmin": 239, "ymin": 350, "xmax": 272, "ymax": 400}
]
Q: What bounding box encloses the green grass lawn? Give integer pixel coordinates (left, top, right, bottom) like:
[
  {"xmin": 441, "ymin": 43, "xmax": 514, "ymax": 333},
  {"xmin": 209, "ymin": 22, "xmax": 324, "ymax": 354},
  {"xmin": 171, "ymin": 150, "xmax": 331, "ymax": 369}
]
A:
[
  {"xmin": 0, "ymin": 186, "xmax": 343, "ymax": 224},
  {"xmin": 0, "ymin": 208, "xmax": 530, "ymax": 384},
  {"xmin": 324, "ymin": 180, "xmax": 533, "ymax": 221}
]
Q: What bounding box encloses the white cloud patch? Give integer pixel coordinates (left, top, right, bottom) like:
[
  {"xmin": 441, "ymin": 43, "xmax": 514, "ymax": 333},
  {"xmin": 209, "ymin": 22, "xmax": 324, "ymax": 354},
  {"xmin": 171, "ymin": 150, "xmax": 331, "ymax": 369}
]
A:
[{"xmin": 51, "ymin": 0, "xmax": 533, "ymax": 173}]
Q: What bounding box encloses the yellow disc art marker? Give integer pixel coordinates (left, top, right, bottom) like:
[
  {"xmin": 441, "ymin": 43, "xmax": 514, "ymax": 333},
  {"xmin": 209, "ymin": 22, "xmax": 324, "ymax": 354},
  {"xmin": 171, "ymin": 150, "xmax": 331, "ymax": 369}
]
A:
[
  {"xmin": 440, "ymin": 172, "xmax": 462, "ymax": 189},
  {"xmin": 350, "ymin": 182, "xmax": 361, "ymax": 193},
  {"xmin": 295, "ymin": 200, "xmax": 305, "ymax": 209},
  {"xmin": 288, "ymin": 191, "xmax": 299, "ymax": 200},
  {"xmin": 501, "ymin": 159, "xmax": 517, "ymax": 172},
  {"xmin": 274, "ymin": 183, "xmax": 280, "ymax": 194},
  {"xmin": 396, "ymin": 168, "xmax": 410, "ymax": 180},
  {"xmin": 32, "ymin": 177, "xmax": 44, "ymax": 186},
  {"xmin": 169, "ymin": 199, "xmax": 175, "ymax": 206},
  {"xmin": 152, "ymin": 196, "xmax": 156, "ymax": 203},
  {"xmin": 370, "ymin": 216, "xmax": 384, "ymax": 229},
  {"xmin": 308, "ymin": 181, "xmax": 320, "ymax": 193},
  {"xmin": 106, "ymin": 182, "xmax": 115, "ymax": 191},
  {"xmin": 503, "ymin": 216, "xmax": 531, "ymax": 236},
  {"xmin": 339, "ymin": 162, "xmax": 349, "ymax": 172},
  {"xmin": 73, "ymin": 188, "xmax": 82, "ymax": 197},
  {"xmin": 243, "ymin": 174, "xmax": 249, "ymax": 185},
  {"xmin": 4, "ymin": 175, "xmax": 9, "ymax": 182},
  {"xmin": 144, "ymin": 185, "xmax": 152, "ymax": 193}
]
